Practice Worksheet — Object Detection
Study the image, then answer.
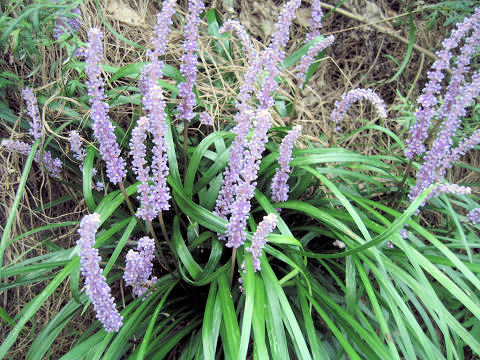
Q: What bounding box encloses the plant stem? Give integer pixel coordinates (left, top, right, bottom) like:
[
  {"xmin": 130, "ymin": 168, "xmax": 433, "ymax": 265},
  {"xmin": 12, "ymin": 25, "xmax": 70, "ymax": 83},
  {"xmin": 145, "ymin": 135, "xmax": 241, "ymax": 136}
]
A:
[
  {"xmin": 183, "ymin": 119, "xmax": 189, "ymax": 175},
  {"xmin": 119, "ymin": 182, "xmax": 135, "ymax": 216},
  {"xmin": 230, "ymin": 247, "xmax": 237, "ymax": 287},
  {"xmin": 148, "ymin": 219, "xmax": 171, "ymax": 272}
]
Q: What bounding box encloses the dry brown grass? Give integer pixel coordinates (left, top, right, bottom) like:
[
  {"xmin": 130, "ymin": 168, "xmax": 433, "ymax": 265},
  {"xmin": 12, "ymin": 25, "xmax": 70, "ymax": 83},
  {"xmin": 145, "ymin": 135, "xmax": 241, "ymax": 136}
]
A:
[{"xmin": 1, "ymin": 0, "xmax": 478, "ymax": 357}]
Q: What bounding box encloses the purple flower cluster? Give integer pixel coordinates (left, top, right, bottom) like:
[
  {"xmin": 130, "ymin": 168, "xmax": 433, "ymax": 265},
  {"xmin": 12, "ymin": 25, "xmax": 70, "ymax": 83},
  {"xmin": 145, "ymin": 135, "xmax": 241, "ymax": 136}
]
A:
[
  {"xmin": 225, "ymin": 110, "xmax": 272, "ymax": 248},
  {"xmin": 216, "ymin": 0, "xmax": 304, "ymax": 244},
  {"xmin": 22, "ymin": 88, "xmax": 41, "ymax": 140},
  {"xmin": 123, "ymin": 237, "xmax": 157, "ymax": 299},
  {"xmin": 271, "ymin": 125, "xmax": 301, "ymax": 203},
  {"xmin": 53, "ymin": 1, "xmax": 81, "ymax": 39},
  {"xmin": 77, "ymin": 213, "xmax": 123, "ymax": 332},
  {"xmin": 2, "ymin": 139, "xmax": 62, "ymax": 178},
  {"xmin": 177, "ymin": 0, "xmax": 204, "ymax": 122},
  {"xmin": 467, "ymin": 208, "xmax": 480, "ymax": 224},
  {"xmin": 331, "ymin": 88, "xmax": 387, "ymax": 131},
  {"xmin": 85, "ymin": 28, "xmax": 126, "ymax": 185},
  {"xmin": 306, "ymin": 0, "xmax": 324, "ymax": 43},
  {"xmin": 408, "ymin": 69, "xmax": 480, "ymax": 204},
  {"xmin": 246, "ymin": 214, "xmax": 278, "ymax": 271},
  {"xmin": 405, "ymin": 7, "xmax": 480, "ymax": 159},
  {"xmin": 130, "ymin": 117, "xmax": 156, "ymax": 221},
  {"xmin": 295, "ymin": 35, "xmax": 334, "ymax": 85}
]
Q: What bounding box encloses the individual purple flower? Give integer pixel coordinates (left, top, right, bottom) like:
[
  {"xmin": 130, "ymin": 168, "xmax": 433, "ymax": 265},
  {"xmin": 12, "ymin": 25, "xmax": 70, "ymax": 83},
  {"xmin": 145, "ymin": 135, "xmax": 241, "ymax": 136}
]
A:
[
  {"xmin": 405, "ymin": 7, "xmax": 480, "ymax": 159},
  {"xmin": 123, "ymin": 237, "xmax": 157, "ymax": 299},
  {"xmin": 296, "ymin": 35, "xmax": 334, "ymax": 85},
  {"xmin": 331, "ymin": 88, "xmax": 387, "ymax": 131},
  {"xmin": 77, "ymin": 213, "xmax": 123, "ymax": 332},
  {"xmin": 245, "ymin": 214, "xmax": 278, "ymax": 271},
  {"xmin": 85, "ymin": 28, "xmax": 126, "ymax": 185},
  {"xmin": 271, "ymin": 125, "xmax": 301, "ymax": 203},
  {"xmin": 219, "ymin": 20, "xmax": 255, "ymax": 61},
  {"xmin": 306, "ymin": 0, "xmax": 324, "ymax": 43},
  {"xmin": 2, "ymin": 139, "xmax": 62, "ymax": 178},
  {"xmin": 130, "ymin": 116, "xmax": 156, "ymax": 221},
  {"xmin": 467, "ymin": 208, "xmax": 480, "ymax": 224},
  {"xmin": 147, "ymin": 85, "xmax": 171, "ymax": 213},
  {"xmin": 199, "ymin": 111, "xmax": 213, "ymax": 126},
  {"xmin": 225, "ymin": 110, "xmax": 272, "ymax": 248},
  {"xmin": 22, "ymin": 88, "xmax": 41, "ymax": 140},
  {"xmin": 177, "ymin": 0, "xmax": 204, "ymax": 122},
  {"xmin": 53, "ymin": 1, "xmax": 81, "ymax": 39}
]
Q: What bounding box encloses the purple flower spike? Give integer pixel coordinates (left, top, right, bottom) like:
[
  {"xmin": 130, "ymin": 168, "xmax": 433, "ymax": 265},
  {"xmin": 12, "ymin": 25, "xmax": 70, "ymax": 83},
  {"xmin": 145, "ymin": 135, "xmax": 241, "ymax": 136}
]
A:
[
  {"xmin": 77, "ymin": 213, "xmax": 123, "ymax": 332},
  {"xmin": 2, "ymin": 139, "xmax": 62, "ymax": 178},
  {"xmin": 467, "ymin": 208, "xmax": 480, "ymax": 225},
  {"xmin": 85, "ymin": 28, "xmax": 126, "ymax": 185},
  {"xmin": 140, "ymin": 0, "xmax": 177, "ymax": 96},
  {"xmin": 124, "ymin": 237, "xmax": 157, "ymax": 299},
  {"xmin": 130, "ymin": 116, "xmax": 156, "ymax": 221},
  {"xmin": 147, "ymin": 85, "xmax": 171, "ymax": 213},
  {"xmin": 268, "ymin": 0, "xmax": 301, "ymax": 65},
  {"xmin": 306, "ymin": 0, "xmax": 324, "ymax": 42},
  {"xmin": 177, "ymin": 0, "xmax": 205, "ymax": 122},
  {"xmin": 296, "ymin": 35, "xmax": 334, "ymax": 85},
  {"xmin": 331, "ymin": 88, "xmax": 387, "ymax": 131},
  {"xmin": 225, "ymin": 110, "xmax": 272, "ymax": 248},
  {"xmin": 246, "ymin": 214, "xmax": 278, "ymax": 271},
  {"xmin": 22, "ymin": 88, "xmax": 41, "ymax": 140},
  {"xmin": 271, "ymin": 125, "xmax": 301, "ymax": 203}
]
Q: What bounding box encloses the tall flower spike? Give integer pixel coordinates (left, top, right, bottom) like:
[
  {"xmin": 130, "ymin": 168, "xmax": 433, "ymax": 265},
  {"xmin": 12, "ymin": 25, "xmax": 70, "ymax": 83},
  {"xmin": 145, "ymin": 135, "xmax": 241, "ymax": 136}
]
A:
[
  {"xmin": 271, "ymin": 125, "xmax": 301, "ymax": 203},
  {"xmin": 246, "ymin": 214, "xmax": 278, "ymax": 271},
  {"xmin": 85, "ymin": 28, "xmax": 126, "ymax": 185},
  {"xmin": 130, "ymin": 116, "xmax": 156, "ymax": 221},
  {"xmin": 306, "ymin": 0, "xmax": 324, "ymax": 42},
  {"xmin": 140, "ymin": 0, "xmax": 177, "ymax": 99},
  {"xmin": 147, "ymin": 85, "xmax": 171, "ymax": 213},
  {"xmin": 2, "ymin": 139, "xmax": 62, "ymax": 178},
  {"xmin": 405, "ymin": 7, "xmax": 480, "ymax": 159},
  {"xmin": 22, "ymin": 88, "xmax": 41, "ymax": 140},
  {"xmin": 177, "ymin": 0, "xmax": 204, "ymax": 122},
  {"xmin": 77, "ymin": 213, "xmax": 123, "ymax": 332},
  {"xmin": 331, "ymin": 88, "xmax": 387, "ymax": 131},
  {"xmin": 225, "ymin": 110, "xmax": 272, "ymax": 248},
  {"xmin": 467, "ymin": 208, "xmax": 480, "ymax": 225},
  {"xmin": 295, "ymin": 35, "xmax": 334, "ymax": 85},
  {"xmin": 124, "ymin": 237, "xmax": 157, "ymax": 299}
]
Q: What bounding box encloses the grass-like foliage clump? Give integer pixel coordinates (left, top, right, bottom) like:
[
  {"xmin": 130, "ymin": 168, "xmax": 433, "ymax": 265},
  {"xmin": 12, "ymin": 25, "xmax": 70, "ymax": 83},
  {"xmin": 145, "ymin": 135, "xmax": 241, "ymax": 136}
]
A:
[{"xmin": 1, "ymin": 0, "xmax": 480, "ymax": 359}]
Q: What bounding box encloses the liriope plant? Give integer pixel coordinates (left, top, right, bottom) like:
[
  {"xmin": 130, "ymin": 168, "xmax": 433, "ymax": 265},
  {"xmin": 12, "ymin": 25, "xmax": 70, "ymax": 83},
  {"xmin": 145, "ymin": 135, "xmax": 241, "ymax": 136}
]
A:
[{"xmin": 1, "ymin": 1, "xmax": 480, "ymax": 359}]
